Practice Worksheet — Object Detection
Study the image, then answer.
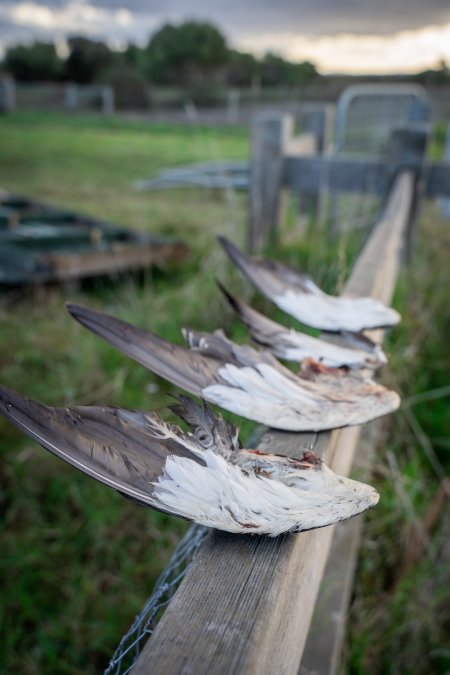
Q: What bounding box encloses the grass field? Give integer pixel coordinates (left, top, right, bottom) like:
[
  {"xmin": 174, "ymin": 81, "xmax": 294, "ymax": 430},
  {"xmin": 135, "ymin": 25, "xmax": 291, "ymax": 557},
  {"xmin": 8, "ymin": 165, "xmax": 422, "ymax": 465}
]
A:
[{"xmin": 0, "ymin": 112, "xmax": 449, "ymax": 674}]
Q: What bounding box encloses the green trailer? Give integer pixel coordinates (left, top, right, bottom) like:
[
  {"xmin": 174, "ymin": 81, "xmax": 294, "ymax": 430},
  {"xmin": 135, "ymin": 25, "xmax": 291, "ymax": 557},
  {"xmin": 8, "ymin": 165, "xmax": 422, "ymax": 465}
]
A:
[{"xmin": 0, "ymin": 193, "xmax": 188, "ymax": 284}]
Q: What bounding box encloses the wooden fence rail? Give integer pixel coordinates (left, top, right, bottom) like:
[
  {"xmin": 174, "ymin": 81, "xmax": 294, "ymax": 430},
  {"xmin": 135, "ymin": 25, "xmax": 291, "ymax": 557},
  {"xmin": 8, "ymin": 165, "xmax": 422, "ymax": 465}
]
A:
[{"xmin": 132, "ymin": 169, "xmax": 416, "ymax": 675}]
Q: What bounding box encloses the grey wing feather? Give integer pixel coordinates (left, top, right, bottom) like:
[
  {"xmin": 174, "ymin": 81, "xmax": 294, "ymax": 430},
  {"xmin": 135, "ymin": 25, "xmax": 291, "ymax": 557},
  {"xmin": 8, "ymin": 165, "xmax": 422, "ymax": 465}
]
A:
[
  {"xmin": 183, "ymin": 325, "xmax": 282, "ymax": 370},
  {"xmin": 66, "ymin": 303, "xmax": 223, "ymax": 396},
  {"xmin": 182, "ymin": 327, "xmax": 238, "ymax": 365},
  {"xmin": 338, "ymin": 331, "xmax": 379, "ymax": 352},
  {"xmin": 218, "ymin": 282, "xmax": 291, "ymax": 349},
  {"xmin": 218, "ymin": 236, "xmax": 317, "ymax": 299},
  {"xmin": 0, "ymin": 385, "xmax": 205, "ymax": 508}
]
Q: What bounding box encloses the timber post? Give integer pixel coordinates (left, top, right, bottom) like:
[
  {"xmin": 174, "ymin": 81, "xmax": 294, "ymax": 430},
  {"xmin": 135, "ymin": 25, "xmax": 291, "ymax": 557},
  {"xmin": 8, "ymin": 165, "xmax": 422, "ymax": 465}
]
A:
[
  {"xmin": 248, "ymin": 113, "xmax": 293, "ymax": 253},
  {"xmin": 385, "ymin": 127, "xmax": 428, "ymax": 262}
]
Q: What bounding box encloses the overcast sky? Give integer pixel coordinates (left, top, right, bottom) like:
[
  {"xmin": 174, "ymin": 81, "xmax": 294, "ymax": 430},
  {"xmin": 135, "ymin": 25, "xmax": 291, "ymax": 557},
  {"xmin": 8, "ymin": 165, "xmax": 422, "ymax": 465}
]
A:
[{"xmin": 1, "ymin": 0, "xmax": 450, "ymax": 73}]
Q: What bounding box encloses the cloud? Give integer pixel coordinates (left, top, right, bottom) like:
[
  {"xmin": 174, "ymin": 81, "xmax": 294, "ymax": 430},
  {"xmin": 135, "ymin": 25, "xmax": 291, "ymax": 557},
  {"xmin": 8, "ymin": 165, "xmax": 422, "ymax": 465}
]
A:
[
  {"xmin": 1, "ymin": 0, "xmax": 450, "ymax": 72},
  {"xmin": 67, "ymin": 0, "xmax": 450, "ymax": 37},
  {"xmin": 0, "ymin": 2, "xmax": 159, "ymax": 51},
  {"xmin": 285, "ymin": 25, "xmax": 450, "ymax": 74}
]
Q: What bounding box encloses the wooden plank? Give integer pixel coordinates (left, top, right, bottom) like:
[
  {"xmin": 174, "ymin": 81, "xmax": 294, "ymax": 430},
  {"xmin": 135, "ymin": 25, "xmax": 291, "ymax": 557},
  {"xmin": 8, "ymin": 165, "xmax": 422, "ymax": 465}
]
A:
[
  {"xmin": 285, "ymin": 153, "xmax": 450, "ymax": 200},
  {"xmin": 299, "ymin": 421, "xmax": 381, "ymax": 675},
  {"xmin": 132, "ymin": 172, "xmax": 414, "ymax": 675},
  {"xmin": 283, "ymin": 157, "xmax": 387, "ymax": 195},
  {"xmin": 300, "ymin": 510, "xmax": 364, "ymax": 675},
  {"xmin": 248, "ymin": 114, "xmax": 293, "ymax": 252},
  {"xmin": 284, "ymin": 156, "xmax": 387, "ymax": 195},
  {"xmin": 285, "ymin": 132, "xmax": 319, "ymax": 229},
  {"xmin": 46, "ymin": 241, "xmax": 189, "ymax": 281}
]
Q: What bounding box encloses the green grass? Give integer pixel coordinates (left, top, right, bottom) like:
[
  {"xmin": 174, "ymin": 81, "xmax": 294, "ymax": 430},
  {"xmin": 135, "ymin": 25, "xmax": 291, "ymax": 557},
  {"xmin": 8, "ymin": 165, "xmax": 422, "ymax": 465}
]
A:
[
  {"xmin": 346, "ymin": 202, "xmax": 450, "ymax": 675},
  {"xmin": 0, "ymin": 112, "xmax": 254, "ymax": 674},
  {"xmin": 1, "ymin": 111, "xmax": 447, "ymax": 675}
]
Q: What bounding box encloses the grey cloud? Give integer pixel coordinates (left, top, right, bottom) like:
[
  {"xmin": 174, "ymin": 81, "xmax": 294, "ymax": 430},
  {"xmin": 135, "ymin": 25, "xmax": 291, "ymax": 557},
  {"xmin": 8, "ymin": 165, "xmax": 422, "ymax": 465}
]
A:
[
  {"xmin": 1, "ymin": 0, "xmax": 450, "ymax": 55},
  {"xmin": 84, "ymin": 0, "xmax": 450, "ymax": 37}
]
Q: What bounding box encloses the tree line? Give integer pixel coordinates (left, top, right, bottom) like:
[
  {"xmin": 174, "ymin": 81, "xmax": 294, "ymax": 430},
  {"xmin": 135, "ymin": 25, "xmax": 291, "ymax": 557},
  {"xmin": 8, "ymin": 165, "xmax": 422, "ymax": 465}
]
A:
[{"xmin": 1, "ymin": 21, "xmax": 318, "ymax": 89}]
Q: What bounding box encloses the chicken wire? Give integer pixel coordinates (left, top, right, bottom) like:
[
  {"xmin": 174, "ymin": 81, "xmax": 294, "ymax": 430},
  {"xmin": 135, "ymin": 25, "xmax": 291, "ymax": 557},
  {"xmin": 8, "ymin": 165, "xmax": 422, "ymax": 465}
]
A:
[{"xmin": 104, "ymin": 524, "xmax": 209, "ymax": 675}]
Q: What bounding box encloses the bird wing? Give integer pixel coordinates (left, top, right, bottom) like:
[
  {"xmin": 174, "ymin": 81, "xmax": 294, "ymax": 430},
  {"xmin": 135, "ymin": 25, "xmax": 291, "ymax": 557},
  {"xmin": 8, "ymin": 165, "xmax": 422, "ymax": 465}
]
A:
[
  {"xmin": 67, "ymin": 304, "xmax": 399, "ymax": 432},
  {"xmin": 66, "ymin": 303, "xmax": 223, "ymax": 396},
  {"xmin": 0, "ymin": 386, "xmax": 380, "ymax": 535},
  {"xmin": 219, "ymin": 284, "xmax": 386, "ymax": 369},
  {"xmin": 0, "ymin": 385, "xmax": 205, "ymax": 509},
  {"xmin": 218, "ymin": 236, "xmax": 400, "ymax": 332}
]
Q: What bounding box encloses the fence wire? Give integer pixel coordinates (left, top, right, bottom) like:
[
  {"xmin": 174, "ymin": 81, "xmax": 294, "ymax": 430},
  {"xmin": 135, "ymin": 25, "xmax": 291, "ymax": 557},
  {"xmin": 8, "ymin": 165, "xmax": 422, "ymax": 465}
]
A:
[{"xmin": 104, "ymin": 524, "xmax": 209, "ymax": 675}]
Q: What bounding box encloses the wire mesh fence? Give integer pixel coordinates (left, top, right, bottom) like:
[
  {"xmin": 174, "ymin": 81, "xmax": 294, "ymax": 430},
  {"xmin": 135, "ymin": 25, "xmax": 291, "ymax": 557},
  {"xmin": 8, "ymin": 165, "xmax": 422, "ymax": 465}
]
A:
[{"xmin": 104, "ymin": 525, "xmax": 209, "ymax": 675}]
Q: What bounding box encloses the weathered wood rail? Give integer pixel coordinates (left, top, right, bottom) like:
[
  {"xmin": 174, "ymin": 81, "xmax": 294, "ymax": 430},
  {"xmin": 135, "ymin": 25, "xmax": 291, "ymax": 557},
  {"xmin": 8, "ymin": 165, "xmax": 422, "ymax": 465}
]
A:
[{"xmin": 132, "ymin": 169, "xmax": 416, "ymax": 675}]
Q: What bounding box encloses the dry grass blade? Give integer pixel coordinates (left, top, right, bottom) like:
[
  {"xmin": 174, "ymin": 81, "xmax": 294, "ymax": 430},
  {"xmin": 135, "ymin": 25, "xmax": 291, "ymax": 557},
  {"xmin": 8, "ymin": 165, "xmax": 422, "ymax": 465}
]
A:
[{"xmin": 400, "ymin": 406, "xmax": 445, "ymax": 479}]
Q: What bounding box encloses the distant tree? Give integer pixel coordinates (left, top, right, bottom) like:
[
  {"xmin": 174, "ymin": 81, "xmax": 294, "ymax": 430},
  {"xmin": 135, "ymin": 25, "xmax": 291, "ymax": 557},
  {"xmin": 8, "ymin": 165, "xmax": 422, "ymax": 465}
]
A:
[
  {"xmin": 413, "ymin": 66, "xmax": 449, "ymax": 86},
  {"xmin": 289, "ymin": 61, "xmax": 318, "ymax": 86},
  {"xmin": 4, "ymin": 42, "xmax": 62, "ymax": 82},
  {"xmin": 123, "ymin": 43, "xmax": 146, "ymax": 72},
  {"xmin": 227, "ymin": 50, "xmax": 260, "ymax": 87},
  {"xmin": 144, "ymin": 21, "xmax": 229, "ymax": 85},
  {"xmin": 259, "ymin": 53, "xmax": 318, "ymax": 88},
  {"xmin": 260, "ymin": 52, "xmax": 288, "ymax": 86},
  {"xmin": 64, "ymin": 37, "xmax": 117, "ymax": 83}
]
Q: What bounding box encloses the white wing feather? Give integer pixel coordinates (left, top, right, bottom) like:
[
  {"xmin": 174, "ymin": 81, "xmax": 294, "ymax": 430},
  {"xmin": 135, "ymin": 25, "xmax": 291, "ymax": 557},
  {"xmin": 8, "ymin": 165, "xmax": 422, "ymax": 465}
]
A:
[
  {"xmin": 203, "ymin": 363, "xmax": 400, "ymax": 431},
  {"xmin": 277, "ymin": 289, "xmax": 400, "ymax": 332},
  {"xmin": 152, "ymin": 450, "xmax": 379, "ymax": 536}
]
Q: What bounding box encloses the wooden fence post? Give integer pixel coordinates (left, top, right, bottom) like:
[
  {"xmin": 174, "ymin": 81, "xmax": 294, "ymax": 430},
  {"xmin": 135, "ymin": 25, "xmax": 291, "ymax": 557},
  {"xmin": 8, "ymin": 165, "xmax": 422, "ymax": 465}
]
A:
[
  {"xmin": 247, "ymin": 113, "xmax": 293, "ymax": 253},
  {"xmin": 386, "ymin": 127, "xmax": 428, "ymax": 262},
  {"xmin": 101, "ymin": 85, "xmax": 115, "ymax": 115},
  {"xmin": 64, "ymin": 83, "xmax": 78, "ymax": 112},
  {"xmin": 227, "ymin": 89, "xmax": 240, "ymax": 124},
  {"xmin": 0, "ymin": 76, "xmax": 15, "ymax": 113},
  {"xmin": 297, "ymin": 105, "xmax": 334, "ymax": 227}
]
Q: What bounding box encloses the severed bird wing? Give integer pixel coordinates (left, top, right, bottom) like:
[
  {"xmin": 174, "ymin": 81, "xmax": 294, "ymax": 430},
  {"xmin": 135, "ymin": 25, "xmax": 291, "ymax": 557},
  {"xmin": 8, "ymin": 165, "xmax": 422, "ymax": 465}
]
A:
[
  {"xmin": 218, "ymin": 236, "xmax": 400, "ymax": 332},
  {"xmin": 67, "ymin": 304, "xmax": 399, "ymax": 432},
  {"xmin": 0, "ymin": 386, "xmax": 379, "ymax": 535},
  {"xmin": 218, "ymin": 283, "xmax": 387, "ymax": 369}
]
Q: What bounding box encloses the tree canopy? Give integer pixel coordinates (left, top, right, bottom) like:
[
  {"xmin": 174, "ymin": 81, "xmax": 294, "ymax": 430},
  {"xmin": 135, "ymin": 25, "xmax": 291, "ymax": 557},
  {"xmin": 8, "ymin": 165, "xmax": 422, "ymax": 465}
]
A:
[
  {"xmin": 145, "ymin": 21, "xmax": 229, "ymax": 85},
  {"xmin": 64, "ymin": 37, "xmax": 117, "ymax": 84},
  {"xmin": 4, "ymin": 43, "xmax": 62, "ymax": 82},
  {"xmin": 1, "ymin": 21, "xmax": 318, "ymax": 90}
]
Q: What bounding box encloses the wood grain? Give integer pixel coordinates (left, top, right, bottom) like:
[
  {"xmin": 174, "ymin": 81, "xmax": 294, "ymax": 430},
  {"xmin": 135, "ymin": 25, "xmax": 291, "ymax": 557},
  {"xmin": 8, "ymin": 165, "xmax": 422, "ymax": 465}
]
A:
[
  {"xmin": 46, "ymin": 241, "xmax": 189, "ymax": 281},
  {"xmin": 132, "ymin": 173, "xmax": 414, "ymax": 675},
  {"xmin": 248, "ymin": 114, "xmax": 292, "ymax": 253}
]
